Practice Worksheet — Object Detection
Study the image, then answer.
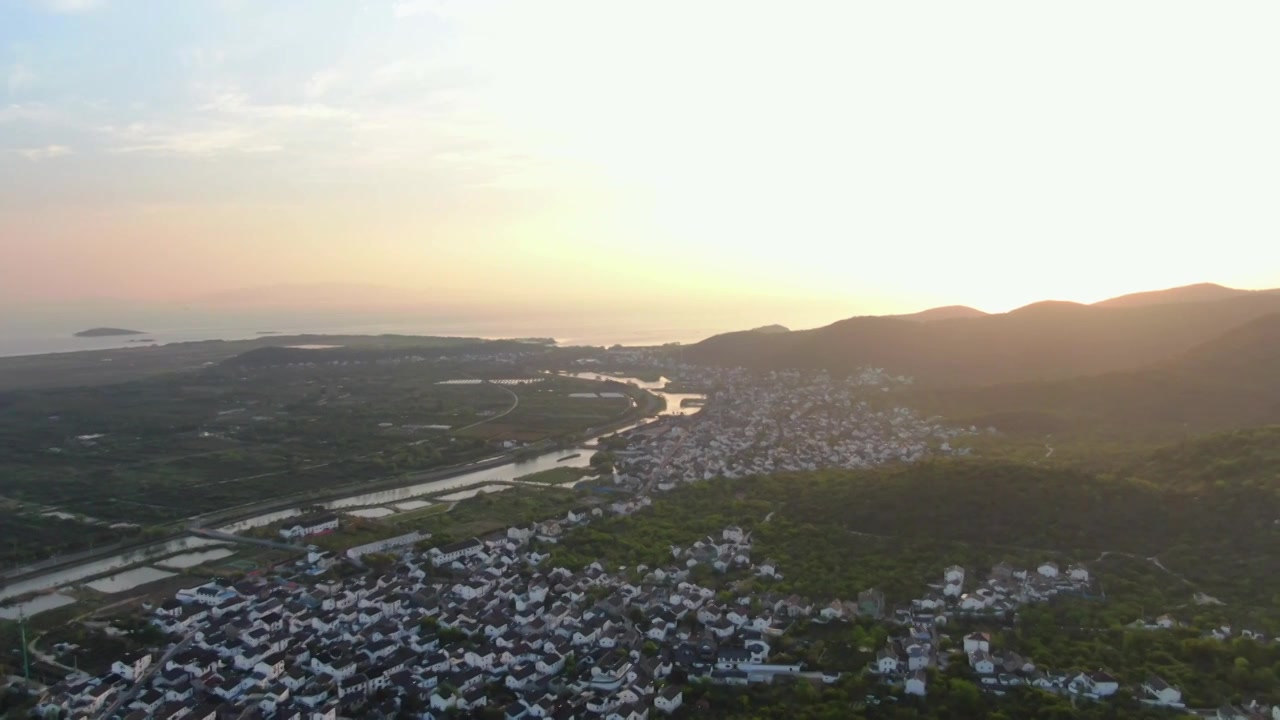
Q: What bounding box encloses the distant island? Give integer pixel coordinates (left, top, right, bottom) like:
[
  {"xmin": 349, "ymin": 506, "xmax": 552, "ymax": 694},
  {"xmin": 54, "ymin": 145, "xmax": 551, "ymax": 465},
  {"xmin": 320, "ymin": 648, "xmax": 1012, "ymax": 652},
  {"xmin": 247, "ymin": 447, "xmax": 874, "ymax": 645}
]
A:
[
  {"xmin": 74, "ymin": 327, "xmax": 146, "ymax": 337},
  {"xmin": 256, "ymin": 331, "xmax": 282, "ymax": 335}
]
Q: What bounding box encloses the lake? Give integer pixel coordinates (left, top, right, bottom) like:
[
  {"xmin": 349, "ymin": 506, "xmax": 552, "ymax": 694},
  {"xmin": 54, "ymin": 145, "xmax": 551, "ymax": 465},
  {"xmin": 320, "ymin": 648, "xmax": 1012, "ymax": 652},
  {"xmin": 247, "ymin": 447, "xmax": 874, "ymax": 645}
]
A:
[
  {"xmin": 156, "ymin": 548, "xmax": 236, "ymax": 569},
  {"xmin": 437, "ymin": 485, "xmax": 512, "ymax": 502},
  {"xmin": 0, "ymin": 592, "xmax": 77, "ymax": 620},
  {"xmin": 346, "ymin": 508, "xmax": 397, "ymax": 518},
  {"xmin": 85, "ymin": 566, "xmax": 176, "ymax": 594},
  {"xmin": 0, "ymin": 536, "xmax": 226, "ymax": 602}
]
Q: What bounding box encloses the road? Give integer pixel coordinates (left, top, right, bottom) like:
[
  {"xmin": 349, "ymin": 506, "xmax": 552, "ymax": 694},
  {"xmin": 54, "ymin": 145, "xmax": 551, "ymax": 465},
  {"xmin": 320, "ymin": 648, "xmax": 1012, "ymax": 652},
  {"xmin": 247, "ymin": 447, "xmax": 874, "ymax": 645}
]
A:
[
  {"xmin": 455, "ymin": 379, "xmax": 521, "ymax": 433},
  {"xmin": 97, "ymin": 632, "xmax": 193, "ymax": 719}
]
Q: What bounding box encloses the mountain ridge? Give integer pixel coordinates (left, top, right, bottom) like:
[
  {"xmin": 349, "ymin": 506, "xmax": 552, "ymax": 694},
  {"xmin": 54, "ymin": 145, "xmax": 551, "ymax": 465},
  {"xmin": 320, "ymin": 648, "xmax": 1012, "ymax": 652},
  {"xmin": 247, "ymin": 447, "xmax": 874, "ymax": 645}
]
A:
[
  {"xmin": 688, "ymin": 287, "xmax": 1280, "ymax": 387},
  {"xmin": 915, "ymin": 313, "xmax": 1280, "ymax": 438},
  {"xmin": 1092, "ymin": 282, "xmax": 1273, "ymax": 309}
]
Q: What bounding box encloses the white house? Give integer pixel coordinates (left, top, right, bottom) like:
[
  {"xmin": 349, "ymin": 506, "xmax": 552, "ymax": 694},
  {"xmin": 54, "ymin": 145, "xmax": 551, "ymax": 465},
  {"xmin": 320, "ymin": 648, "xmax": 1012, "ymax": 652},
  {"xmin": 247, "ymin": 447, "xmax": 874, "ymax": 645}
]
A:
[
  {"xmin": 722, "ymin": 526, "xmax": 746, "ymax": 544},
  {"xmin": 905, "ymin": 670, "xmax": 927, "ymax": 697},
  {"xmin": 654, "ymin": 685, "xmax": 683, "ymax": 714},
  {"xmin": 968, "ymin": 651, "xmax": 995, "ymax": 675},
  {"xmin": 962, "ymin": 633, "xmax": 991, "ymax": 654},
  {"xmin": 346, "ymin": 530, "xmax": 427, "ymax": 560},
  {"xmin": 1067, "ymin": 565, "xmax": 1090, "ymax": 582},
  {"xmin": 876, "ymin": 648, "xmax": 900, "ymax": 675},
  {"xmin": 1074, "ymin": 671, "xmax": 1119, "ymax": 697},
  {"xmin": 1142, "ymin": 675, "xmax": 1182, "ymax": 706},
  {"xmin": 278, "ymin": 515, "xmax": 339, "ymax": 540},
  {"xmin": 1037, "ymin": 562, "xmax": 1060, "ymax": 578},
  {"xmin": 943, "ymin": 565, "xmax": 965, "ymax": 585},
  {"xmin": 430, "ymin": 538, "xmax": 483, "ymax": 566},
  {"xmin": 112, "ymin": 651, "xmax": 153, "ymax": 681}
]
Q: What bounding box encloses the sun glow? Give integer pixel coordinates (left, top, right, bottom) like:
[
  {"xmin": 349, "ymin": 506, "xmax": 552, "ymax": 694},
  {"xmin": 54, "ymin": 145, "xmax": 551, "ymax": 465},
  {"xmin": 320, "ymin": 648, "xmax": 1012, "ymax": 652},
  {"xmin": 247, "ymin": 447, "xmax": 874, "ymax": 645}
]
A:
[{"xmin": 2, "ymin": 1, "xmax": 1278, "ymax": 316}]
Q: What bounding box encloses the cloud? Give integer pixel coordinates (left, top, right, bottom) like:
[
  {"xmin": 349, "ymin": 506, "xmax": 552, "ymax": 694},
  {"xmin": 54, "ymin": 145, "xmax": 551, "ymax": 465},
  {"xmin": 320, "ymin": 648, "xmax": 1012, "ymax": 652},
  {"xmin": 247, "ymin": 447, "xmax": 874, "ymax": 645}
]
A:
[
  {"xmin": 391, "ymin": 1, "xmax": 433, "ymax": 19},
  {"xmin": 39, "ymin": 0, "xmax": 105, "ymax": 13},
  {"xmin": 105, "ymin": 125, "xmax": 273, "ymax": 156},
  {"xmin": 6, "ymin": 64, "xmax": 36, "ymax": 94},
  {"xmin": 391, "ymin": 0, "xmax": 467, "ymax": 20},
  {"xmin": 303, "ymin": 70, "xmax": 342, "ymax": 99},
  {"xmin": 13, "ymin": 144, "xmax": 73, "ymax": 161},
  {"xmin": 202, "ymin": 90, "xmax": 358, "ymax": 121}
]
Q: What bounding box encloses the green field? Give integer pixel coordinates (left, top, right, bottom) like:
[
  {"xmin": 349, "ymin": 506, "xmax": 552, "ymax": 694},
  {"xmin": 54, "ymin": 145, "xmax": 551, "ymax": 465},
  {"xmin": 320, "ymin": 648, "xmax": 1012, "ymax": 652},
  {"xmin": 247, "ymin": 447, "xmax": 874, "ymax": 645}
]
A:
[{"xmin": 0, "ymin": 340, "xmax": 649, "ymax": 568}]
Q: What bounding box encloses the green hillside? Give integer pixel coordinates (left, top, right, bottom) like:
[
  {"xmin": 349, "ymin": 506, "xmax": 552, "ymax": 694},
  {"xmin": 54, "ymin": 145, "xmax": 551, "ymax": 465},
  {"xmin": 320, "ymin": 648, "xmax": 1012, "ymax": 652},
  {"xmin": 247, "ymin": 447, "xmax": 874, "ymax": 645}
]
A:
[
  {"xmin": 687, "ymin": 293, "xmax": 1280, "ymax": 387},
  {"xmin": 556, "ymin": 430, "xmax": 1280, "ymax": 616},
  {"xmin": 916, "ymin": 315, "xmax": 1280, "ymax": 439}
]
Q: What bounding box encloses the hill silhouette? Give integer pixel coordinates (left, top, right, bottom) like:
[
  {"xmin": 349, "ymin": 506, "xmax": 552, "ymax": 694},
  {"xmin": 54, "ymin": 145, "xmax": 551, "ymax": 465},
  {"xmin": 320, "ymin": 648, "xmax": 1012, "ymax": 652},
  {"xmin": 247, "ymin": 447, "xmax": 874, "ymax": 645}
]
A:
[
  {"xmin": 687, "ymin": 291, "xmax": 1280, "ymax": 387},
  {"xmin": 890, "ymin": 305, "xmax": 988, "ymax": 322},
  {"xmin": 74, "ymin": 327, "xmax": 145, "ymax": 337},
  {"xmin": 1092, "ymin": 282, "xmax": 1273, "ymax": 308},
  {"xmin": 916, "ymin": 314, "xmax": 1280, "ymax": 438}
]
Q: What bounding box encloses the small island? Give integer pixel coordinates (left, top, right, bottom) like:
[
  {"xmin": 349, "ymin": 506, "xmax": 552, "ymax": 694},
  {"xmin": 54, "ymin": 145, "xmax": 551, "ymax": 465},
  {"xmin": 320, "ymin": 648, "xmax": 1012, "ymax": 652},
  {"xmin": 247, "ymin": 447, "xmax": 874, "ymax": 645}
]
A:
[{"xmin": 74, "ymin": 327, "xmax": 146, "ymax": 337}]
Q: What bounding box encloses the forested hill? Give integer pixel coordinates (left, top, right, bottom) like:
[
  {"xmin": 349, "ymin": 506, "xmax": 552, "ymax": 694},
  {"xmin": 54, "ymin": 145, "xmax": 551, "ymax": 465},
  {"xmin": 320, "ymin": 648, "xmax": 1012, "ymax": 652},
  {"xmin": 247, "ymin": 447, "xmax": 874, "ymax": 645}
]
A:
[
  {"xmin": 555, "ymin": 433, "xmax": 1280, "ymax": 611},
  {"xmin": 686, "ymin": 292, "xmax": 1280, "ymax": 387},
  {"xmin": 913, "ymin": 314, "xmax": 1280, "ymax": 439}
]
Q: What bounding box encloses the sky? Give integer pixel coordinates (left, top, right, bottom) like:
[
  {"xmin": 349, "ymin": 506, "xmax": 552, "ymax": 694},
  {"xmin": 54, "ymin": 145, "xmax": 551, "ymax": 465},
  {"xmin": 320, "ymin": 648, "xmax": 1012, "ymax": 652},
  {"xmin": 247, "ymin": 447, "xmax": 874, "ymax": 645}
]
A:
[{"xmin": 3, "ymin": 0, "xmax": 1280, "ymax": 332}]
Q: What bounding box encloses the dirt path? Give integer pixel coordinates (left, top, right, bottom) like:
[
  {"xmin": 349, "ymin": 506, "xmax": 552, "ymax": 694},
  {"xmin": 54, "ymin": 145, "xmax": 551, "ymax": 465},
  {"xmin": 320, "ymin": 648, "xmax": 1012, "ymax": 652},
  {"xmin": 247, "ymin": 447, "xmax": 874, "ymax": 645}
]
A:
[{"xmin": 1093, "ymin": 551, "xmax": 1197, "ymax": 588}]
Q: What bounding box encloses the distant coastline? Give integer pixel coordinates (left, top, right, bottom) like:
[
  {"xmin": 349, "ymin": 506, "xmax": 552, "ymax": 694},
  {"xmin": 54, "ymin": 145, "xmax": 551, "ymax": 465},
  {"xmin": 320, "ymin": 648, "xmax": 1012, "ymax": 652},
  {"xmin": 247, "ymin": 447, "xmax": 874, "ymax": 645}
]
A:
[
  {"xmin": 0, "ymin": 322, "xmax": 724, "ymax": 360},
  {"xmin": 74, "ymin": 327, "xmax": 146, "ymax": 337}
]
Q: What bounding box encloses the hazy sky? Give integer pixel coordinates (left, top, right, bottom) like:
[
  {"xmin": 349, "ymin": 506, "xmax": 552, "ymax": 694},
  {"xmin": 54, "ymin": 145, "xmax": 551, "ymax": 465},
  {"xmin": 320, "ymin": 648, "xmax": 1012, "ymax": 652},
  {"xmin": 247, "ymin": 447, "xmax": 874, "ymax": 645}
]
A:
[{"xmin": 3, "ymin": 0, "xmax": 1279, "ymax": 321}]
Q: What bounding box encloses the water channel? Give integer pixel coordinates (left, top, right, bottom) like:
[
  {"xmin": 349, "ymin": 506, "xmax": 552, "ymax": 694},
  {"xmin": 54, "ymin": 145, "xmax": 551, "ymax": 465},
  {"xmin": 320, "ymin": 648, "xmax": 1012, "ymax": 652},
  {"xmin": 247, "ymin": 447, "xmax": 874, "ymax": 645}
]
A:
[{"xmin": 0, "ymin": 373, "xmax": 704, "ymax": 609}]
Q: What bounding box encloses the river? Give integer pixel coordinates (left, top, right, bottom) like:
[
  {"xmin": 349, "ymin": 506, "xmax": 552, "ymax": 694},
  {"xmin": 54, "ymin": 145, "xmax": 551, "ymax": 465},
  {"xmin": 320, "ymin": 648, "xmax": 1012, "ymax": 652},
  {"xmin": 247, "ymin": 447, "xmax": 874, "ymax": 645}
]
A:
[
  {"xmin": 219, "ymin": 373, "xmax": 704, "ymax": 531},
  {"xmin": 0, "ymin": 373, "xmax": 705, "ymax": 609}
]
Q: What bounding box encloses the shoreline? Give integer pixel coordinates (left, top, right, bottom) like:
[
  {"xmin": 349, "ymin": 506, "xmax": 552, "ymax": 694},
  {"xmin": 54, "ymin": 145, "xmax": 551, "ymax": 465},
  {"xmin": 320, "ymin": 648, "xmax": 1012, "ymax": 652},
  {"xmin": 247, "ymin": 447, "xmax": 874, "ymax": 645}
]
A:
[{"xmin": 0, "ymin": 326, "xmax": 712, "ymax": 360}]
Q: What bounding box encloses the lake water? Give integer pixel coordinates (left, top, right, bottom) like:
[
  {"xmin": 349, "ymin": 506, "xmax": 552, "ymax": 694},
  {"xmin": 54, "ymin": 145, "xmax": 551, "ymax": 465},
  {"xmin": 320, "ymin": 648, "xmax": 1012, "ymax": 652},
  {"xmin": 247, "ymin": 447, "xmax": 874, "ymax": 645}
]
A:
[
  {"xmin": 155, "ymin": 548, "xmax": 236, "ymax": 569},
  {"xmin": 346, "ymin": 507, "xmax": 397, "ymax": 518},
  {"xmin": 85, "ymin": 566, "xmax": 176, "ymax": 594},
  {"xmin": 395, "ymin": 500, "xmax": 433, "ymax": 511},
  {"xmin": 437, "ymin": 485, "xmax": 512, "ymax": 502},
  {"xmin": 0, "ymin": 536, "xmax": 226, "ymax": 602},
  {"xmin": 0, "ymin": 319, "xmax": 739, "ymax": 359},
  {"xmin": 0, "ymin": 592, "xmax": 77, "ymax": 620},
  {"xmin": 559, "ymin": 372, "xmax": 706, "ymax": 417}
]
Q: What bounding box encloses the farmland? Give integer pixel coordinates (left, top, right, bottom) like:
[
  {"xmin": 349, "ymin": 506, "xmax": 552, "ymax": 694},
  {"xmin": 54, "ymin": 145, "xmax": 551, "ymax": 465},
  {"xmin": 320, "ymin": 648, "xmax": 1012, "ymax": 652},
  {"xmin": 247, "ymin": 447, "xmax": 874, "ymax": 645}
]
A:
[{"xmin": 0, "ymin": 339, "xmax": 646, "ymax": 568}]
